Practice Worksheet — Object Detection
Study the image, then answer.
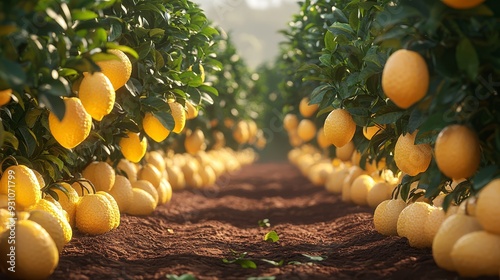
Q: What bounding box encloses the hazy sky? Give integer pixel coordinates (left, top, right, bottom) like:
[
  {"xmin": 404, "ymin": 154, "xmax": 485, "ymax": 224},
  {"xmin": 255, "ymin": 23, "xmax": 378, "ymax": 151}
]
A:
[{"xmin": 193, "ymin": 0, "xmax": 299, "ymax": 69}]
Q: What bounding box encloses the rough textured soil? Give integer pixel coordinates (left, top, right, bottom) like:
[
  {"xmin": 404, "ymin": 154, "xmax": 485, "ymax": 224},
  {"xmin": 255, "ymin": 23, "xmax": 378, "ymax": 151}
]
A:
[{"xmin": 46, "ymin": 162, "xmax": 492, "ymax": 280}]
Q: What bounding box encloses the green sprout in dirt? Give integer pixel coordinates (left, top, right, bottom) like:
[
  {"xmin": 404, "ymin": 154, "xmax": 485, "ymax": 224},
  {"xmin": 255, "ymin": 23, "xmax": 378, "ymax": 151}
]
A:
[
  {"xmin": 263, "ymin": 230, "xmax": 279, "ymax": 243},
  {"xmin": 166, "ymin": 274, "xmax": 196, "ymax": 280},
  {"xmin": 222, "ymin": 250, "xmax": 257, "ymax": 269},
  {"xmin": 258, "ymin": 218, "xmax": 270, "ymax": 228}
]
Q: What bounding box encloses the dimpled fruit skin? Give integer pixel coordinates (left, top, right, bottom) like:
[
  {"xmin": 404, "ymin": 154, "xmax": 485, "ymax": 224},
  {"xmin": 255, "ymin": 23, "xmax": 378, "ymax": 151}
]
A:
[
  {"xmin": 143, "ymin": 112, "xmax": 171, "ymax": 142},
  {"xmin": 82, "ymin": 161, "xmax": 116, "ymax": 192},
  {"xmin": 475, "ymin": 179, "xmax": 500, "ymax": 234},
  {"xmin": 451, "ymin": 231, "xmax": 500, "ymax": 277},
  {"xmin": 323, "ymin": 109, "xmax": 356, "ymax": 148},
  {"xmin": 126, "ymin": 188, "xmax": 156, "ymax": 216},
  {"xmin": 96, "ymin": 49, "xmax": 132, "ymax": 90},
  {"xmin": 75, "ymin": 194, "xmax": 114, "ymax": 235},
  {"xmin": 169, "ymin": 101, "xmax": 186, "ymax": 133},
  {"xmin": 28, "ymin": 209, "xmax": 66, "ymax": 253},
  {"xmin": 49, "ymin": 97, "xmax": 92, "ymax": 149},
  {"xmin": 435, "ymin": 124, "xmax": 481, "ymax": 180},
  {"xmin": 397, "ymin": 202, "xmax": 433, "ymax": 248},
  {"xmin": 108, "ymin": 175, "xmax": 133, "ymax": 213},
  {"xmin": 382, "ymin": 49, "xmax": 429, "ymax": 109},
  {"xmin": 78, "ymin": 72, "xmax": 116, "ymax": 121},
  {"xmin": 119, "ymin": 131, "xmax": 148, "ymax": 163},
  {"xmin": 297, "ymin": 119, "xmax": 316, "ymax": 142},
  {"xmin": 432, "ymin": 213, "xmax": 482, "ymax": 271},
  {"xmin": 0, "ymin": 165, "xmax": 41, "ymax": 210},
  {"xmin": 374, "ymin": 199, "xmax": 407, "ymax": 236},
  {"xmin": 394, "ymin": 131, "xmax": 432, "ymax": 176},
  {"xmin": 0, "ymin": 220, "xmax": 59, "ymax": 280}
]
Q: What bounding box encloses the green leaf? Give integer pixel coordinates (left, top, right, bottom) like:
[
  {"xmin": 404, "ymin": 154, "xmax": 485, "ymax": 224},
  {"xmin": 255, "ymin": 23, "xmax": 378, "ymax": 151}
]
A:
[
  {"xmin": 263, "ymin": 231, "xmax": 279, "ymax": 242},
  {"xmin": 18, "ymin": 126, "xmax": 37, "ymax": 157},
  {"xmin": 198, "ymin": 85, "xmax": 218, "ymax": 96},
  {"xmin": 258, "ymin": 219, "xmax": 270, "ymax": 228},
  {"xmin": 149, "ymin": 28, "xmax": 165, "ymax": 38},
  {"xmin": 2, "ymin": 131, "xmax": 19, "ymax": 150},
  {"xmin": 166, "ymin": 274, "xmax": 197, "ymax": 280},
  {"xmin": 301, "ymin": 254, "xmax": 326, "ymax": 261},
  {"xmin": 472, "ymin": 166, "xmax": 498, "ymax": 192},
  {"xmin": 235, "ymin": 259, "xmax": 257, "ymax": 269},
  {"xmin": 0, "ymin": 57, "xmax": 26, "ymax": 87},
  {"xmin": 151, "ymin": 111, "xmax": 175, "ymax": 132},
  {"xmin": 456, "ymin": 37, "xmax": 479, "ymax": 81},
  {"xmin": 324, "ymin": 31, "xmax": 337, "ymax": 51},
  {"xmin": 71, "ymin": 10, "xmax": 98, "ymax": 20},
  {"xmin": 327, "ymin": 22, "xmax": 356, "ymax": 41},
  {"xmin": 373, "ymin": 111, "xmax": 405, "ymax": 125},
  {"xmin": 260, "ymin": 259, "xmax": 283, "ymax": 267}
]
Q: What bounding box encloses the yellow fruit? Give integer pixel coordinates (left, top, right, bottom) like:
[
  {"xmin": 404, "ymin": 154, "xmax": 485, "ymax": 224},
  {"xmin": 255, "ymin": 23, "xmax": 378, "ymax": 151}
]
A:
[
  {"xmin": 434, "ymin": 124, "xmax": 481, "ymax": 180},
  {"xmin": 212, "ymin": 130, "xmax": 226, "ymax": 150},
  {"xmin": 119, "ymin": 131, "xmax": 148, "ymax": 163},
  {"xmin": 199, "ymin": 165, "xmax": 217, "ymax": 187},
  {"xmin": 397, "ymin": 202, "xmax": 433, "ymax": 248},
  {"xmin": 363, "ymin": 125, "xmax": 385, "ymax": 140},
  {"xmin": 28, "ymin": 210, "xmax": 66, "ymax": 253},
  {"xmin": 296, "ymin": 119, "xmax": 316, "ymax": 142},
  {"xmin": 0, "ymin": 220, "xmax": 59, "ymax": 279},
  {"xmin": 233, "ymin": 121, "xmax": 250, "ymax": 144},
  {"xmin": 166, "ymin": 165, "xmax": 186, "ymax": 191},
  {"xmin": 169, "ymin": 100, "xmax": 186, "ymax": 133},
  {"xmin": 32, "ymin": 169, "xmax": 45, "ymax": 189},
  {"xmin": 451, "ymin": 231, "xmax": 500, "ymax": 277},
  {"xmin": 82, "ymin": 161, "xmax": 115, "ymax": 192},
  {"xmin": 283, "ymin": 113, "xmax": 299, "ymax": 131},
  {"xmin": 132, "ymin": 180, "xmax": 159, "ymax": 206},
  {"xmin": 96, "ymin": 191, "xmax": 120, "ymax": 230},
  {"xmin": 373, "ymin": 199, "xmax": 407, "ymax": 236},
  {"xmin": 394, "ymin": 131, "xmax": 432, "ymax": 176},
  {"xmin": 335, "ymin": 141, "xmax": 354, "ymax": 162},
  {"xmin": 382, "ymin": 49, "xmax": 429, "ymax": 109},
  {"xmin": 75, "ymin": 194, "xmax": 114, "ymax": 235},
  {"xmin": 432, "ymin": 213, "xmax": 483, "ymax": 271},
  {"xmin": 247, "ymin": 120, "xmax": 258, "ymax": 144},
  {"xmin": 367, "ymin": 181, "xmax": 393, "ymax": 208},
  {"xmin": 27, "ymin": 199, "xmax": 72, "ymax": 244},
  {"xmin": 0, "ymin": 208, "xmax": 10, "ymax": 233},
  {"xmin": 288, "ymin": 129, "xmax": 303, "ymax": 147},
  {"xmin": 49, "ymin": 97, "xmax": 92, "ymax": 149},
  {"xmin": 126, "ymin": 188, "xmax": 156, "ymax": 216},
  {"xmin": 350, "ymin": 174, "xmax": 375, "ymax": 206},
  {"xmin": 442, "ymin": 0, "xmax": 484, "ymax": 9},
  {"xmin": 324, "ymin": 109, "xmax": 356, "ymax": 148},
  {"xmin": 145, "ymin": 151, "xmax": 166, "ymax": 174},
  {"xmin": 50, "ymin": 182, "xmax": 79, "ymax": 228},
  {"xmin": 156, "ymin": 178, "xmax": 172, "ymax": 204},
  {"xmin": 143, "ymin": 112, "xmax": 171, "ymax": 142},
  {"xmin": 96, "ymin": 49, "xmax": 132, "ymax": 90},
  {"xmin": 0, "ymin": 88, "xmax": 12, "ymax": 106},
  {"xmin": 316, "ymin": 127, "xmax": 330, "ymax": 149},
  {"xmin": 325, "ymin": 167, "xmax": 350, "ymax": 194},
  {"xmin": 78, "ymin": 72, "xmax": 116, "ymax": 121},
  {"xmin": 341, "ymin": 165, "xmax": 365, "ymax": 203},
  {"xmin": 0, "ymin": 165, "xmax": 41, "ymax": 210},
  {"xmin": 299, "ymin": 97, "xmax": 319, "ymax": 118},
  {"xmin": 185, "ymin": 100, "xmax": 199, "ymax": 120},
  {"xmin": 186, "ymin": 173, "xmax": 203, "ymax": 188},
  {"xmin": 108, "ymin": 175, "xmax": 133, "ymax": 213},
  {"xmin": 423, "ymin": 206, "xmax": 446, "ymax": 246},
  {"xmin": 117, "ymin": 159, "xmax": 138, "ymax": 183},
  {"xmin": 137, "ymin": 164, "xmax": 162, "ymax": 188},
  {"xmin": 476, "ymin": 179, "xmax": 500, "ymax": 234},
  {"xmin": 185, "ymin": 129, "xmax": 206, "ymax": 155}
]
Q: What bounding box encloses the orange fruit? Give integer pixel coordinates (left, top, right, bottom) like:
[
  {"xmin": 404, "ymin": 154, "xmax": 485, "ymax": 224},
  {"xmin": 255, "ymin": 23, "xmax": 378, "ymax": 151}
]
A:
[
  {"xmin": 442, "ymin": 0, "xmax": 484, "ymax": 9},
  {"xmin": 297, "ymin": 119, "xmax": 316, "ymax": 142},
  {"xmin": 299, "ymin": 97, "xmax": 319, "ymax": 118},
  {"xmin": 394, "ymin": 131, "xmax": 432, "ymax": 176},
  {"xmin": 323, "ymin": 109, "xmax": 356, "ymax": 148}
]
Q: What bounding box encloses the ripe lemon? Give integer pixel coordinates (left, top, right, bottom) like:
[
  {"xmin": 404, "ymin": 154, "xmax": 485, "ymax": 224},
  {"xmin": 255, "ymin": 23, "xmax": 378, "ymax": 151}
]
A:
[
  {"xmin": 0, "ymin": 220, "xmax": 59, "ymax": 279},
  {"xmin": 350, "ymin": 174, "xmax": 375, "ymax": 206},
  {"xmin": 434, "ymin": 124, "xmax": 481, "ymax": 180},
  {"xmin": 451, "ymin": 231, "xmax": 500, "ymax": 277},
  {"xmin": 126, "ymin": 188, "xmax": 156, "ymax": 216},
  {"xmin": 394, "ymin": 131, "xmax": 432, "ymax": 176},
  {"xmin": 119, "ymin": 131, "xmax": 147, "ymax": 163},
  {"xmin": 166, "ymin": 165, "xmax": 186, "ymax": 191},
  {"xmin": 442, "ymin": 0, "xmax": 484, "ymax": 9},
  {"xmin": 247, "ymin": 120, "xmax": 258, "ymax": 144},
  {"xmin": 325, "ymin": 167, "xmax": 350, "ymax": 194},
  {"xmin": 117, "ymin": 158, "xmax": 138, "ymax": 183},
  {"xmin": 342, "ymin": 165, "xmax": 365, "ymax": 202},
  {"xmin": 316, "ymin": 127, "xmax": 330, "ymax": 149},
  {"xmin": 373, "ymin": 199, "xmax": 407, "ymax": 236},
  {"xmin": 382, "ymin": 49, "xmax": 429, "ymax": 109},
  {"xmin": 82, "ymin": 161, "xmax": 115, "ymax": 192},
  {"xmin": 49, "ymin": 97, "xmax": 92, "ymax": 149},
  {"xmin": 363, "ymin": 125, "xmax": 384, "ymax": 140},
  {"xmin": 156, "ymin": 178, "xmax": 172, "ymax": 204},
  {"xmin": 79, "ymin": 72, "xmax": 116, "ymax": 121},
  {"xmin": 476, "ymin": 179, "xmax": 500, "ymax": 234},
  {"xmin": 0, "ymin": 165, "xmax": 41, "ymax": 210},
  {"xmin": 132, "ymin": 180, "xmax": 159, "ymax": 206},
  {"xmin": 0, "ymin": 88, "xmax": 12, "ymax": 106},
  {"xmin": 27, "ymin": 210, "xmax": 66, "ymax": 253},
  {"xmin": 185, "ymin": 128, "xmax": 206, "ymax": 155},
  {"xmin": 27, "ymin": 199, "xmax": 72, "ymax": 244},
  {"xmin": 233, "ymin": 121, "xmax": 250, "ymax": 144},
  {"xmin": 169, "ymin": 100, "xmax": 186, "ymax": 133},
  {"xmin": 324, "ymin": 109, "xmax": 356, "ymax": 148},
  {"xmin": 299, "ymin": 97, "xmax": 319, "ymax": 118},
  {"xmin": 32, "ymin": 169, "xmax": 45, "ymax": 189},
  {"xmin": 185, "ymin": 100, "xmax": 199, "ymax": 120},
  {"xmin": 397, "ymin": 202, "xmax": 434, "ymax": 248},
  {"xmin": 423, "ymin": 206, "xmax": 446, "ymax": 246},
  {"xmin": 367, "ymin": 181, "xmax": 393, "ymax": 208},
  {"xmin": 108, "ymin": 175, "xmax": 133, "ymax": 213},
  {"xmin": 145, "ymin": 151, "xmax": 166, "ymax": 174},
  {"xmin": 96, "ymin": 191, "xmax": 120, "ymax": 230},
  {"xmin": 212, "ymin": 130, "xmax": 226, "ymax": 150},
  {"xmin": 96, "ymin": 49, "xmax": 132, "ymax": 90},
  {"xmin": 75, "ymin": 193, "xmax": 114, "ymax": 235},
  {"xmin": 137, "ymin": 164, "xmax": 162, "ymax": 188},
  {"xmin": 143, "ymin": 112, "xmax": 171, "ymax": 142},
  {"xmin": 50, "ymin": 182, "xmax": 79, "ymax": 228},
  {"xmin": 283, "ymin": 113, "xmax": 299, "ymax": 131},
  {"xmin": 432, "ymin": 213, "xmax": 483, "ymax": 271},
  {"xmin": 336, "ymin": 141, "xmax": 355, "ymax": 162},
  {"xmin": 297, "ymin": 119, "xmax": 316, "ymax": 142}
]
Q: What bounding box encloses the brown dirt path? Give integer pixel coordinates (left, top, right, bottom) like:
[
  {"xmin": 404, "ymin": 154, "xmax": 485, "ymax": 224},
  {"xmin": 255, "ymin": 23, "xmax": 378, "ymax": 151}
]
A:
[{"xmin": 47, "ymin": 162, "xmax": 492, "ymax": 279}]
